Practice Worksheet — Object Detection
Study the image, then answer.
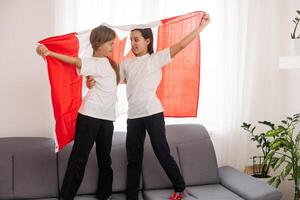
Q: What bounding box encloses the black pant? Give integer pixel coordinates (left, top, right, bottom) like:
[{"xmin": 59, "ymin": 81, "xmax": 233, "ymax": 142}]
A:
[
  {"xmin": 60, "ymin": 113, "xmax": 114, "ymax": 200},
  {"xmin": 126, "ymin": 112, "xmax": 185, "ymax": 200}
]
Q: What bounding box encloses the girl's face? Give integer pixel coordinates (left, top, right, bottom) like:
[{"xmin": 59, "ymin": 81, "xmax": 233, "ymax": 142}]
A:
[
  {"xmin": 96, "ymin": 39, "xmax": 115, "ymax": 57},
  {"xmin": 130, "ymin": 30, "xmax": 150, "ymax": 56}
]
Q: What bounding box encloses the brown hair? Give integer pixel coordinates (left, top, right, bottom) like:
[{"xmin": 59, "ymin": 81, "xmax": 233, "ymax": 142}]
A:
[
  {"xmin": 90, "ymin": 25, "xmax": 120, "ymax": 84},
  {"xmin": 131, "ymin": 28, "xmax": 154, "ymax": 54}
]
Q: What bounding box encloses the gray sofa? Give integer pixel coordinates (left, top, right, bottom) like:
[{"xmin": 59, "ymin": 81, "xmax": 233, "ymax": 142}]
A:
[{"xmin": 0, "ymin": 124, "xmax": 282, "ymax": 200}]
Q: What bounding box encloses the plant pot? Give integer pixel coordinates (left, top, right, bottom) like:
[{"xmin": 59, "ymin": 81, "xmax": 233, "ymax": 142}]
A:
[
  {"xmin": 291, "ymin": 39, "xmax": 300, "ymax": 55},
  {"xmin": 252, "ymin": 174, "xmax": 271, "ymax": 183}
]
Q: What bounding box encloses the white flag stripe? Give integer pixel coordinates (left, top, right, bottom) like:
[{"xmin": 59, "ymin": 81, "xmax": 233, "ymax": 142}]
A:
[
  {"xmin": 77, "ymin": 20, "xmax": 162, "ymax": 58},
  {"xmin": 102, "ymin": 20, "xmax": 162, "ymax": 31}
]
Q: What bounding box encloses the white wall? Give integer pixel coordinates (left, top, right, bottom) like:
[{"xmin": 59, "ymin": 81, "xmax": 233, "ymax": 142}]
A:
[
  {"xmin": 281, "ymin": 1, "xmax": 300, "ymax": 115},
  {"xmin": 0, "ymin": 0, "xmax": 55, "ymax": 138}
]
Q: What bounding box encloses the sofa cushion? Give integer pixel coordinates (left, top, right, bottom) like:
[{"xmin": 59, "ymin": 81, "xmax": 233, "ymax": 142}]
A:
[
  {"xmin": 112, "ymin": 131, "xmax": 127, "ymax": 146},
  {"xmin": 58, "ymin": 131, "xmax": 128, "ymax": 194},
  {"xmin": 0, "ymin": 137, "xmax": 55, "ymax": 153},
  {"xmin": 165, "ymin": 124, "xmax": 210, "ymax": 145},
  {"xmin": 58, "ymin": 142, "xmax": 99, "ymax": 195},
  {"xmin": 73, "ymin": 194, "xmax": 112, "ymax": 200},
  {"xmin": 111, "ymin": 145, "xmax": 128, "ymax": 192},
  {"xmin": 58, "ymin": 139, "xmax": 137, "ymax": 195},
  {"xmin": 0, "ymin": 137, "xmax": 57, "ymax": 200},
  {"xmin": 30, "ymin": 199, "xmax": 58, "ymax": 200},
  {"xmin": 142, "ymin": 144, "xmax": 181, "ymax": 190},
  {"xmin": 219, "ymin": 166, "xmax": 282, "ymax": 200},
  {"xmin": 143, "ymin": 189, "xmax": 197, "ymax": 200},
  {"xmin": 71, "ymin": 192, "xmax": 143, "ymax": 200},
  {"xmin": 13, "ymin": 147, "xmax": 58, "ymax": 199},
  {"xmin": 177, "ymin": 140, "xmax": 220, "ymax": 186},
  {"xmin": 0, "ymin": 153, "xmax": 13, "ymax": 199},
  {"xmin": 186, "ymin": 185, "xmax": 244, "ymax": 200}
]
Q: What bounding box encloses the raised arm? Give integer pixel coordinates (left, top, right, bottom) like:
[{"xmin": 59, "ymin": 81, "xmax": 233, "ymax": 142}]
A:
[
  {"xmin": 36, "ymin": 44, "xmax": 82, "ymax": 69},
  {"xmin": 170, "ymin": 12, "xmax": 210, "ymax": 58}
]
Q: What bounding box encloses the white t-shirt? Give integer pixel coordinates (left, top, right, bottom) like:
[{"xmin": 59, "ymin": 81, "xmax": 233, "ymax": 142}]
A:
[
  {"xmin": 120, "ymin": 48, "xmax": 172, "ymax": 119},
  {"xmin": 78, "ymin": 57, "xmax": 117, "ymax": 121}
]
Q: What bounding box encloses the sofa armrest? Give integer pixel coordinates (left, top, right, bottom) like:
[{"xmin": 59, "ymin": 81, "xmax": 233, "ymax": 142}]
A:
[{"xmin": 218, "ymin": 166, "xmax": 282, "ymax": 200}]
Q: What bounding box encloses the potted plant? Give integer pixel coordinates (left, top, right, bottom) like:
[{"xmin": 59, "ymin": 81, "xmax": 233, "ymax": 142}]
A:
[
  {"xmin": 242, "ymin": 122, "xmax": 276, "ymax": 179},
  {"xmin": 291, "ymin": 10, "xmax": 300, "ymax": 54},
  {"xmin": 263, "ymin": 113, "xmax": 300, "ymax": 200}
]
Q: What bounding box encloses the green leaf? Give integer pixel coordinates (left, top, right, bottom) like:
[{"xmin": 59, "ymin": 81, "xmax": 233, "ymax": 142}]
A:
[
  {"xmin": 270, "ymin": 141, "xmax": 282, "ymax": 150},
  {"xmin": 266, "ymin": 127, "xmax": 285, "ymax": 137},
  {"xmin": 296, "ymin": 166, "xmax": 300, "ymax": 183},
  {"xmin": 278, "ymin": 125, "xmax": 286, "ymax": 130},
  {"xmin": 259, "ymin": 121, "xmax": 275, "ymax": 129},
  {"xmin": 272, "ymin": 176, "xmax": 281, "ymax": 188},
  {"xmin": 273, "ymin": 137, "xmax": 289, "ymax": 144},
  {"xmin": 296, "ymin": 132, "xmax": 300, "ymax": 142},
  {"xmin": 297, "ymin": 166, "xmax": 300, "ymax": 179},
  {"xmin": 271, "ymin": 157, "xmax": 280, "ymax": 168},
  {"xmin": 296, "ymin": 150, "xmax": 300, "ymax": 160},
  {"xmin": 287, "ymin": 128, "xmax": 294, "ymax": 138},
  {"xmin": 267, "ymin": 176, "xmax": 276, "ymax": 185},
  {"xmin": 241, "ymin": 122, "xmax": 251, "ymax": 129},
  {"xmin": 294, "ymin": 113, "xmax": 300, "ymax": 118},
  {"xmin": 265, "ymin": 150, "xmax": 276, "ymax": 162},
  {"xmin": 266, "ymin": 130, "xmax": 278, "ymax": 137},
  {"xmin": 281, "ymin": 171, "xmax": 286, "ymax": 180},
  {"xmin": 283, "ymin": 163, "xmax": 293, "ymax": 177},
  {"xmin": 274, "ymin": 156, "xmax": 285, "ymax": 170}
]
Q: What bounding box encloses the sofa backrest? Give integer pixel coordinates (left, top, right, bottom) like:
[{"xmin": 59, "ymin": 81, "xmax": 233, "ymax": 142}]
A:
[
  {"xmin": 142, "ymin": 124, "xmax": 220, "ymax": 190},
  {"xmin": 142, "ymin": 143, "xmax": 181, "ymax": 190},
  {"xmin": 0, "ymin": 124, "xmax": 219, "ymax": 199},
  {"xmin": 0, "ymin": 137, "xmax": 58, "ymax": 200},
  {"xmin": 58, "ymin": 141, "xmax": 98, "ymax": 195}
]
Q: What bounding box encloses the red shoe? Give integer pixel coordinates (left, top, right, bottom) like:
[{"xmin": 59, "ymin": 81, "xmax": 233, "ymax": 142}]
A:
[{"xmin": 169, "ymin": 192, "xmax": 183, "ymax": 200}]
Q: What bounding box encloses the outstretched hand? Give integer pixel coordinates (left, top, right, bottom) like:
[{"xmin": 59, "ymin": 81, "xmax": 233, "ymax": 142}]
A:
[
  {"xmin": 36, "ymin": 44, "xmax": 50, "ymax": 57},
  {"xmin": 199, "ymin": 12, "xmax": 210, "ymax": 30}
]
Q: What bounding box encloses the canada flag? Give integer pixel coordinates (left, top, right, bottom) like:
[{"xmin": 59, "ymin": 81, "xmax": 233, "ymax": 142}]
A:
[{"xmin": 39, "ymin": 11, "xmax": 203, "ymax": 151}]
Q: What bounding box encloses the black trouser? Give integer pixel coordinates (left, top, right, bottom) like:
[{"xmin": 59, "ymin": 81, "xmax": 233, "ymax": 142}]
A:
[
  {"xmin": 126, "ymin": 112, "xmax": 185, "ymax": 200},
  {"xmin": 60, "ymin": 113, "xmax": 114, "ymax": 200}
]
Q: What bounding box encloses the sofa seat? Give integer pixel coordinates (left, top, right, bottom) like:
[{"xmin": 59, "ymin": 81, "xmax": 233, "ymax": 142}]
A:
[
  {"xmin": 143, "ymin": 189, "xmax": 198, "ymax": 200},
  {"xmin": 71, "ymin": 192, "xmax": 143, "ymax": 200},
  {"xmin": 27, "ymin": 198, "xmax": 58, "ymax": 200},
  {"xmin": 186, "ymin": 184, "xmax": 244, "ymax": 200},
  {"xmin": 144, "ymin": 184, "xmax": 244, "ymax": 200}
]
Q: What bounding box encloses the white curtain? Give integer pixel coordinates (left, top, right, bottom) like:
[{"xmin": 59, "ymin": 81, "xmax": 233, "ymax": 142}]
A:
[{"xmin": 53, "ymin": 0, "xmax": 285, "ymax": 170}]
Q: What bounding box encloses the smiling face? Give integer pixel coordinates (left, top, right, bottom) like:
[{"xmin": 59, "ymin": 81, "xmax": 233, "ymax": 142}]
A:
[{"xmin": 130, "ymin": 30, "xmax": 151, "ymax": 56}]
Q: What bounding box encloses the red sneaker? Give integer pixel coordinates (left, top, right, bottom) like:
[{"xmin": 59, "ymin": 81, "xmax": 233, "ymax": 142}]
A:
[{"xmin": 169, "ymin": 192, "xmax": 183, "ymax": 200}]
